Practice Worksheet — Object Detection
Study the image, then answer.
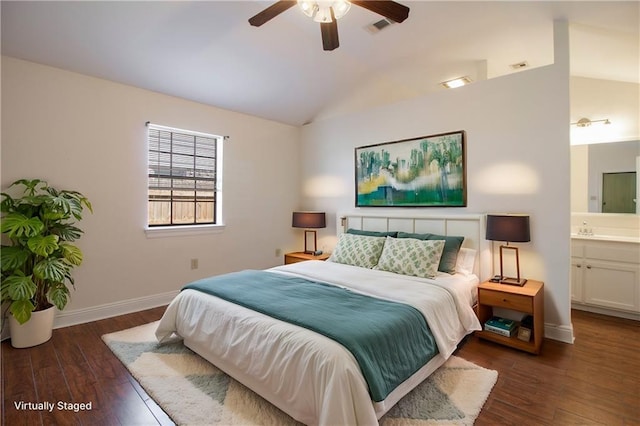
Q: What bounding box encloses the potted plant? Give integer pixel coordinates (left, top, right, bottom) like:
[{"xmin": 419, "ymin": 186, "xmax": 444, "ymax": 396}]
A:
[{"xmin": 1, "ymin": 179, "xmax": 92, "ymax": 348}]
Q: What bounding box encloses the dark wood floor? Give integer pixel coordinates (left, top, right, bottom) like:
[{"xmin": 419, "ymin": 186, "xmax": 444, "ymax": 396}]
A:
[{"xmin": 2, "ymin": 308, "xmax": 639, "ymax": 425}]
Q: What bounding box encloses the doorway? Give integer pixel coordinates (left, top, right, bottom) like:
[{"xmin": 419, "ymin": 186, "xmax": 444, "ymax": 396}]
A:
[{"xmin": 602, "ymin": 172, "xmax": 637, "ymax": 213}]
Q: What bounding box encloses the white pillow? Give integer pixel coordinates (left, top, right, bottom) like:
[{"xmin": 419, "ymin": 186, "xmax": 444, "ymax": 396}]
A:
[
  {"xmin": 376, "ymin": 237, "xmax": 445, "ymax": 279},
  {"xmin": 455, "ymin": 247, "xmax": 477, "ymax": 276},
  {"xmin": 327, "ymin": 233, "xmax": 386, "ymax": 269}
]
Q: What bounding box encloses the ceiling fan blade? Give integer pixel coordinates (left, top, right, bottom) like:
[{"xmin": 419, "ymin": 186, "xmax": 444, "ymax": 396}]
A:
[
  {"xmin": 351, "ymin": 0, "xmax": 410, "ymax": 23},
  {"xmin": 320, "ymin": 19, "xmax": 339, "ymax": 51},
  {"xmin": 248, "ymin": 1, "xmax": 296, "ymax": 27}
]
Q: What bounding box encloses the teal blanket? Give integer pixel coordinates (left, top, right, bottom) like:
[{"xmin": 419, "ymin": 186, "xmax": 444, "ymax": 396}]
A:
[{"xmin": 183, "ymin": 270, "xmax": 437, "ymax": 402}]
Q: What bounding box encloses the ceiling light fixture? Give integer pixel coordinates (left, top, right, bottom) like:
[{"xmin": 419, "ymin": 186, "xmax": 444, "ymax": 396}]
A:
[
  {"xmin": 365, "ymin": 18, "xmax": 395, "ymax": 34},
  {"xmin": 510, "ymin": 61, "xmax": 529, "ymax": 70},
  {"xmin": 298, "ymin": 0, "xmax": 351, "ymax": 23},
  {"xmin": 441, "ymin": 76, "xmax": 472, "ymax": 89},
  {"xmin": 249, "ymin": 1, "xmax": 409, "ymax": 52},
  {"xmin": 571, "ymin": 117, "xmax": 611, "ymax": 127}
]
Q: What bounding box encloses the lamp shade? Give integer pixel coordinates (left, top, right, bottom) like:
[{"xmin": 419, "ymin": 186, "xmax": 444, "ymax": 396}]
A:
[
  {"xmin": 292, "ymin": 211, "xmax": 326, "ymax": 229},
  {"xmin": 486, "ymin": 214, "xmax": 530, "ymax": 243}
]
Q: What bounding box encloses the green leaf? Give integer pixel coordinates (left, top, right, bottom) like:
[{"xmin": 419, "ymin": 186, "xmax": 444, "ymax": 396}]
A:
[
  {"xmin": 10, "ymin": 179, "xmax": 46, "ymax": 197},
  {"xmin": 27, "ymin": 235, "xmax": 59, "ymax": 257},
  {"xmin": 20, "ymin": 195, "xmax": 48, "ymax": 208},
  {"xmin": 62, "ymin": 190, "xmax": 93, "ymax": 218},
  {"xmin": 1, "ymin": 192, "xmax": 15, "ymax": 213},
  {"xmin": 46, "ymin": 194, "xmax": 72, "ymax": 216},
  {"xmin": 59, "ymin": 243, "xmax": 83, "ymax": 266},
  {"xmin": 33, "ymin": 258, "xmax": 68, "ymax": 283},
  {"xmin": 0, "ymin": 245, "xmax": 31, "ymax": 271},
  {"xmin": 10, "ymin": 201, "xmax": 38, "ymax": 218},
  {"xmin": 41, "ymin": 210, "xmax": 67, "ymax": 221},
  {"xmin": 50, "ymin": 224, "xmax": 83, "ymax": 242},
  {"xmin": 66, "ymin": 197, "xmax": 82, "ymax": 220},
  {"xmin": 10, "ymin": 299, "xmax": 35, "ymax": 324},
  {"xmin": 0, "ymin": 213, "xmax": 44, "ymax": 238},
  {"xmin": 4, "ymin": 273, "xmax": 37, "ymax": 301},
  {"xmin": 48, "ymin": 284, "xmax": 70, "ymax": 310},
  {"xmin": 82, "ymin": 198, "xmax": 93, "ymax": 214}
]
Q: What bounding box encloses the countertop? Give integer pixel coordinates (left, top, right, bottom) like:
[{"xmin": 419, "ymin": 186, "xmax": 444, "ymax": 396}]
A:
[{"xmin": 571, "ymin": 234, "xmax": 640, "ymax": 244}]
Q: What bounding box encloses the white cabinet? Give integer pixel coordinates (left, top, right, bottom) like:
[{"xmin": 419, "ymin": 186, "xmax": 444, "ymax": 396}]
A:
[
  {"xmin": 570, "ymin": 257, "xmax": 584, "ymax": 302},
  {"xmin": 571, "ymin": 239, "xmax": 640, "ymax": 320}
]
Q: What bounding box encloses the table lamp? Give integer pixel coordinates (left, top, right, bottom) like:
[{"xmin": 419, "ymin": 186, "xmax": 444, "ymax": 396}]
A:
[
  {"xmin": 486, "ymin": 214, "xmax": 531, "ymax": 286},
  {"xmin": 292, "ymin": 211, "xmax": 326, "ymax": 255}
]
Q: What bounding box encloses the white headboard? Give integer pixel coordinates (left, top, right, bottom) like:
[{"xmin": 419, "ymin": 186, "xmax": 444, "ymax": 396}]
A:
[{"xmin": 338, "ymin": 212, "xmax": 490, "ymax": 280}]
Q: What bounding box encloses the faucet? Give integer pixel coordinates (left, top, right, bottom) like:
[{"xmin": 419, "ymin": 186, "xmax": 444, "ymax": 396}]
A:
[{"xmin": 579, "ymin": 221, "xmax": 593, "ymax": 236}]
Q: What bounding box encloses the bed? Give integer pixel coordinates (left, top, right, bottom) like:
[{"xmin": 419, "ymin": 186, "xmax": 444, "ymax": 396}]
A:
[{"xmin": 156, "ymin": 214, "xmax": 487, "ymax": 425}]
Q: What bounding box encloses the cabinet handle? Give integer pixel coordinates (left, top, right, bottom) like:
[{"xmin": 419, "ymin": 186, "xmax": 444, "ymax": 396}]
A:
[
  {"xmin": 576, "ymin": 264, "xmax": 581, "ymax": 268},
  {"xmin": 586, "ymin": 265, "xmax": 592, "ymax": 269}
]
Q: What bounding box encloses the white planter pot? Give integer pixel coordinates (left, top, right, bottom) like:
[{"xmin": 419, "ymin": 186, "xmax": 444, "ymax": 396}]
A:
[{"xmin": 9, "ymin": 306, "xmax": 55, "ymax": 348}]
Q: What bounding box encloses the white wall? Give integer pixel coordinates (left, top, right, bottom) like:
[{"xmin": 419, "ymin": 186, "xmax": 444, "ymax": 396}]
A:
[
  {"xmin": 299, "ymin": 23, "xmax": 572, "ymax": 341},
  {"xmin": 571, "ymin": 144, "xmax": 589, "ymax": 212},
  {"xmin": 1, "ymin": 57, "xmax": 302, "ymax": 326}
]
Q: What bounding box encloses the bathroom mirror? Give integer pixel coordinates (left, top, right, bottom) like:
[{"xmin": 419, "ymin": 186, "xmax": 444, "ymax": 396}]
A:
[{"xmin": 571, "ymin": 140, "xmax": 640, "ymax": 214}]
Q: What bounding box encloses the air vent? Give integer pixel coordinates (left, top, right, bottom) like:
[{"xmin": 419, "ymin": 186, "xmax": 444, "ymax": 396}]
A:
[
  {"xmin": 510, "ymin": 61, "xmax": 529, "ymax": 70},
  {"xmin": 365, "ymin": 18, "xmax": 394, "ymax": 34}
]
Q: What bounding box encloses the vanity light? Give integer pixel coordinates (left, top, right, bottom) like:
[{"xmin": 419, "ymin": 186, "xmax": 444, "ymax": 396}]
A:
[
  {"xmin": 440, "ymin": 77, "xmax": 472, "ymax": 89},
  {"xmin": 571, "ymin": 117, "xmax": 611, "ymax": 127}
]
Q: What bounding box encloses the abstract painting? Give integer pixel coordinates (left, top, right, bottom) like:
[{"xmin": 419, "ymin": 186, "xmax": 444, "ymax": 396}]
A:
[{"xmin": 355, "ymin": 131, "xmax": 466, "ymax": 207}]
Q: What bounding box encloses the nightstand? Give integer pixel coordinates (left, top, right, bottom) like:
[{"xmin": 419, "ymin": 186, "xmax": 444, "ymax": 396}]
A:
[
  {"xmin": 476, "ymin": 280, "xmax": 544, "ymax": 354},
  {"xmin": 284, "ymin": 251, "xmax": 330, "ymax": 265}
]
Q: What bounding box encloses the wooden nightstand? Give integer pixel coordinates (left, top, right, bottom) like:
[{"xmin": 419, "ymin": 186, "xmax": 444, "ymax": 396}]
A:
[
  {"xmin": 284, "ymin": 251, "xmax": 330, "ymax": 265},
  {"xmin": 476, "ymin": 280, "xmax": 544, "ymax": 354}
]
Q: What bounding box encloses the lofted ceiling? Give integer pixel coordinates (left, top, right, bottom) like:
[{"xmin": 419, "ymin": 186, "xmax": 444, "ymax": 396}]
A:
[{"xmin": 1, "ymin": 1, "xmax": 638, "ymax": 126}]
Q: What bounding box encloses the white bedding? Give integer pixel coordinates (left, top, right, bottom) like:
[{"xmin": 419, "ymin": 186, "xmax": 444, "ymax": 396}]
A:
[{"xmin": 156, "ymin": 260, "xmax": 481, "ymax": 425}]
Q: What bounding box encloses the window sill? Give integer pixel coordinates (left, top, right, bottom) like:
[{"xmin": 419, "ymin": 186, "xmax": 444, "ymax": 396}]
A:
[{"xmin": 145, "ymin": 224, "xmax": 226, "ymax": 238}]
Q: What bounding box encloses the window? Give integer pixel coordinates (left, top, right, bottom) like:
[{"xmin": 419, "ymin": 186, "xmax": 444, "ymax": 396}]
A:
[{"xmin": 147, "ymin": 124, "xmax": 223, "ymax": 227}]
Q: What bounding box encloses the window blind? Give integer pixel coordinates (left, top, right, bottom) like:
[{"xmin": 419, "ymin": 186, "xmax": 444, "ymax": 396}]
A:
[{"xmin": 147, "ymin": 124, "xmax": 220, "ymax": 226}]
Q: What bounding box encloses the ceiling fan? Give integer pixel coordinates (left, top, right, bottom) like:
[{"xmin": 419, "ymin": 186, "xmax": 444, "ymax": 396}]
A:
[{"xmin": 248, "ymin": 1, "xmax": 410, "ymax": 51}]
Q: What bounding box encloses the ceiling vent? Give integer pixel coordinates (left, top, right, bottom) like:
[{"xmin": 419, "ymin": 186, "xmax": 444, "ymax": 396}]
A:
[
  {"xmin": 510, "ymin": 61, "xmax": 529, "ymax": 70},
  {"xmin": 365, "ymin": 18, "xmax": 395, "ymax": 34}
]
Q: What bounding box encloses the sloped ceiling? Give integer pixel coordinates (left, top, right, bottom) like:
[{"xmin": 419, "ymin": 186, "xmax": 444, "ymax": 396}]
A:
[{"xmin": 1, "ymin": 1, "xmax": 638, "ymax": 126}]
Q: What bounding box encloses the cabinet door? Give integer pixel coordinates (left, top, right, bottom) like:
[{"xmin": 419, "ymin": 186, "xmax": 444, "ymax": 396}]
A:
[
  {"xmin": 583, "ymin": 260, "xmax": 640, "ymax": 312},
  {"xmin": 571, "ymin": 258, "xmax": 584, "ymax": 302}
]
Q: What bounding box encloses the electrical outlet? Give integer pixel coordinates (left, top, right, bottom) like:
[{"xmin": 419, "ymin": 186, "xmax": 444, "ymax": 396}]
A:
[
  {"xmin": 190, "ymin": 258, "xmax": 199, "ymax": 270},
  {"xmin": 275, "ymin": 248, "xmax": 282, "ymax": 257}
]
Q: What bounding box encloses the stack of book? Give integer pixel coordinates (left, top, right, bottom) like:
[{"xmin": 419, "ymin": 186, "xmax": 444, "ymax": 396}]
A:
[{"xmin": 484, "ymin": 316, "xmax": 517, "ymax": 337}]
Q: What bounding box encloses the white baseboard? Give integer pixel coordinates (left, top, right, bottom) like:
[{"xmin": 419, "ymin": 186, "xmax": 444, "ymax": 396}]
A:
[
  {"xmin": 544, "ymin": 322, "xmax": 575, "ymax": 344},
  {"xmin": 53, "ymin": 290, "xmax": 179, "ymax": 329}
]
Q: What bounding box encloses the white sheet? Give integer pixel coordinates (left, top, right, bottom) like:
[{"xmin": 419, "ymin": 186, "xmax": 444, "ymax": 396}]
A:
[{"xmin": 156, "ymin": 261, "xmax": 481, "ymax": 425}]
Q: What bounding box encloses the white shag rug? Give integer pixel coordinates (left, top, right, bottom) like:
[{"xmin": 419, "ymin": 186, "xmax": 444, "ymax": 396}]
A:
[{"xmin": 103, "ymin": 321, "xmax": 497, "ymax": 425}]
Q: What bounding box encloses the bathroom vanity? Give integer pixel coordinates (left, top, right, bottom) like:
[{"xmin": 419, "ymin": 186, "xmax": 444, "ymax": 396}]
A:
[{"xmin": 571, "ymin": 234, "xmax": 640, "ymax": 320}]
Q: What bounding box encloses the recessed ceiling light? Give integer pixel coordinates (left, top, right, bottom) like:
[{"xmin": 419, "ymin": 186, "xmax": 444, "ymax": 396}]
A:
[
  {"xmin": 510, "ymin": 61, "xmax": 529, "ymax": 70},
  {"xmin": 365, "ymin": 18, "xmax": 394, "ymax": 34},
  {"xmin": 441, "ymin": 76, "xmax": 472, "ymax": 89}
]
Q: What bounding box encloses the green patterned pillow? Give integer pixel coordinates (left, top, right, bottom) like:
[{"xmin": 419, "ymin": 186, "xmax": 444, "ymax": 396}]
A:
[
  {"xmin": 397, "ymin": 232, "xmax": 464, "ymax": 274},
  {"xmin": 376, "ymin": 237, "xmax": 445, "ymax": 278},
  {"xmin": 347, "ymin": 228, "xmax": 398, "ymax": 238},
  {"xmin": 328, "ymin": 233, "xmax": 386, "ymax": 269}
]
